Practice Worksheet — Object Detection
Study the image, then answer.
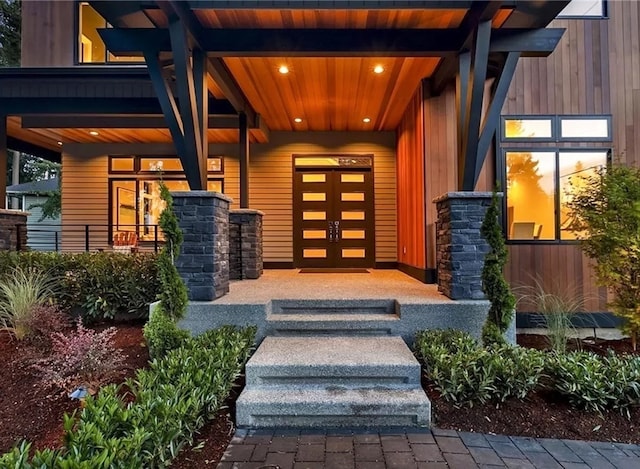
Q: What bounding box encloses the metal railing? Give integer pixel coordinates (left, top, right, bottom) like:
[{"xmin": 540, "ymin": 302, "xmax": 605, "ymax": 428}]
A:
[{"xmin": 17, "ymin": 224, "xmax": 162, "ymax": 253}]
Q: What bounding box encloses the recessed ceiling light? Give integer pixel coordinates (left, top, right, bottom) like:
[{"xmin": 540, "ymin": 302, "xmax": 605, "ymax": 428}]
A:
[
  {"xmin": 89, "ymin": 130, "xmax": 99, "ymax": 136},
  {"xmin": 57, "ymin": 141, "xmax": 63, "ymax": 146},
  {"xmin": 294, "ymin": 117, "xmax": 303, "ymax": 123},
  {"xmin": 373, "ymin": 65, "xmax": 385, "ymax": 74},
  {"xmin": 363, "ymin": 117, "xmax": 371, "ymax": 123},
  {"xmin": 279, "ymin": 65, "xmax": 289, "ymax": 74}
]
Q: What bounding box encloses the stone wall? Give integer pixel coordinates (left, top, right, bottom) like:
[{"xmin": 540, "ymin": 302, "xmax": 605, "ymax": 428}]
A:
[
  {"xmin": 172, "ymin": 192, "xmax": 232, "ymax": 301},
  {"xmin": 433, "ymin": 192, "xmax": 494, "ymax": 300},
  {"xmin": 0, "ymin": 209, "xmax": 28, "ymax": 251},
  {"xmin": 229, "ymin": 209, "xmax": 264, "ymax": 280}
]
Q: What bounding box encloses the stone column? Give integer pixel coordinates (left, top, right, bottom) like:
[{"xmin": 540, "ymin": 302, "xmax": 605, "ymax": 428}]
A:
[
  {"xmin": 0, "ymin": 209, "xmax": 28, "ymax": 251},
  {"xmin": 229, "ymin": 209, "xmax": 264, "ymax": 280},
  {"xmin": 433, "ymin": 192, "xmax": 495, "ymax": 300},
  {"xmin": 172, "ymin": 191, "xmax": 232, "ymax": 301}
]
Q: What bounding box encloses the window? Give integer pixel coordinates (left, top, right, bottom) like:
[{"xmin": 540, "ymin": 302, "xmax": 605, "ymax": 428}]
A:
[
  {"xmin": 557, "ymin": 0, "xmax": 606, "ymax": 18},
  {"xmin": 109, "ymin": 156, "xmax": 225, "ymax": 242},
  {"xmin": 78, "ymin": 2, "xmax": 143, "ymax": 64},
  {"xmin": 501, "ymin": 116, "xmax": 611, "ymax": 242}
]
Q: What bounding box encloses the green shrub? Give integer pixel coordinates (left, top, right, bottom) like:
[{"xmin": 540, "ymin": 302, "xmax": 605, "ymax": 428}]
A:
[
  {"xmin": 0, "ymin": 251, "xmax": 161, "ymax": 322},
  {"xmin": 0, "ymin": 267, "xmax": 58, "ymax": 340},
  {"xmin": 414, "ymin": 329, "xmax": 545, "ymax": 406},
  {"xmin": 0, "ymin": 325, "xmax": 256, "ymax": 468},
  {"xmin": 143, "ymin": 306, "xmax": 190, "ymax": 359},
  {"xmin": 546, "ymin": 351, "xmax": 640, "ymax": 416}
]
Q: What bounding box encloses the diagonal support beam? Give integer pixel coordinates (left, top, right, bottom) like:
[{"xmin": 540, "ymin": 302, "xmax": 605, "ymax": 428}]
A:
[
  {"xmin": 474, "ymin": 52, "xmax": 521, "ymax": 186},
  {"xmin": 460, "ymin": 20, "xmax": 492, "ymax": 191},
  {"xmin": 456, "ymin": 51, "xmax": 471, "ymax": 181}
]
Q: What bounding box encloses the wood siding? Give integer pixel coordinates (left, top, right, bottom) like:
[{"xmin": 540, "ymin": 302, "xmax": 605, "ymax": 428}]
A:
[
  {"xmin": 21, "ymin": 1, "xmax": 75, "ymax": 67},
  {"xmin": 60, "ymin": 132, "xmax": 396, "ymax": 263},
  {"xmin": 501, "ymin": 5, "xmax": 640, "ymax": 311},
  {"xmin": 396, "ymin": 87, "xmax": 426, "ymax": 269}
]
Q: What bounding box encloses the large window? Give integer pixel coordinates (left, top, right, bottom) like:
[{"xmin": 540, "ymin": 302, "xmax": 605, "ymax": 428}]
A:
[
  {"xmin": 502, "ymin": 116, "xmax": 611, "ymax": 242},
  {"xmin": 78, "ymin": 2, "xmax": 143, "ymax": 64},
  {"xmin": 109, "ymin": 156, "xmax": 224, "ymax": 242},
  {"xmin": 557, "ymin": 0, "xmax": 606, "ymax": 18}
]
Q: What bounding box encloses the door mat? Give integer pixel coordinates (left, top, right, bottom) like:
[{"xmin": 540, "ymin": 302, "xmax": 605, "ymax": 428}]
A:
[{"xmin": 299, "ymin": 268, "xmax": 370, "ymax": 274}]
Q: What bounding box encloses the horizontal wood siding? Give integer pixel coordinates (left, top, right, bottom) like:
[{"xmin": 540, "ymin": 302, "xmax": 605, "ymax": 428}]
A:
[
  {"xmin": 21, "ymin": 1, "xmax": 75, "ymax": 67},
  {"xmin": 396, "ymin": 87, "xmax": 426, "ymax": 269},
  {"xmin": 61, "ymin": 153, "xmax": 110, "ymax": 251},
  {"xmin": 245, "ymin": 131, "xmax": 397, "ymax": 263}
]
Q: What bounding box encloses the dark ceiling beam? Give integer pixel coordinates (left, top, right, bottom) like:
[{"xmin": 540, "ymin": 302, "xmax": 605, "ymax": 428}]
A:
[
  {"xmin": 89, "ymin": 1, "xmax": 155, "ymax": 27},
  {"xmin": 430, "ymin": 1, "xmax": 503, "ymax": 95},
  {"xmin": 186, "ymin": 0, "xmax": 491, "ymax": 8},
  {"xmin": 7, "ymin": 137, "xmax": 61, "ymax": 164},
  {"xmin": 158, "ymin": 1, "xmax": 258, "ymax": 126},
  {"xmin": 99, "ymin": 27, "xmax": 564, "ymax": 58},
  {"xmin": 21, "ymin": 114, "xmax": 250, "ymax": 130},
  {"xmin": 0, "ymin": 97, "xmax": 235, "ymax": 115}
]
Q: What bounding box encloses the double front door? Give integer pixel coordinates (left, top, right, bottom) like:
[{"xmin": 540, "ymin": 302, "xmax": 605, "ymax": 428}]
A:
[{"xmin": 293, "ymin": 160, "xmax": 375, "ymax": 268}]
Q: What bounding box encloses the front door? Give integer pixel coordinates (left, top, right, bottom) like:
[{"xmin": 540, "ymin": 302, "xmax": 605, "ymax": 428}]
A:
[{"xmin": 293, "ymin": 156, "xmax": 375, "ymax": 268}]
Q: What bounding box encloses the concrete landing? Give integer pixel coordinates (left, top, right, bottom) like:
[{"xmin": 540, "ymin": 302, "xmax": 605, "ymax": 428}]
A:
[{"xmin": 236, "ymin": 336, "xmax": 431, "ymax": 428}]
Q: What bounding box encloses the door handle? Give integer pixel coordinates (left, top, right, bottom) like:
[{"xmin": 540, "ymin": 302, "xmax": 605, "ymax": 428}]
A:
[
  {"xmin": 334, "ymin": 221, "xmax": 340, "ymax": 242},
  {"xmin": 328, "ymin": 221, "xmax": 335, "ymax": 242}
]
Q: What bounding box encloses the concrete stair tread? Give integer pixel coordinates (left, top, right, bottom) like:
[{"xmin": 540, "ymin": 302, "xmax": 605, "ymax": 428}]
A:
[
  {"xmin": 267, "ymin": 313, "xmax": 399, "ymax": 321},
  {"xmin": 238, "ymin": 386, "xmax": 430, "ymax": 405}
]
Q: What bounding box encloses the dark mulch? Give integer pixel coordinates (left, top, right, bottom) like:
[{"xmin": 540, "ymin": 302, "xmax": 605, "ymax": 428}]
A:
[{"xmin": 429, "ymin": 334, "xmax": 640, "ymax": 444}]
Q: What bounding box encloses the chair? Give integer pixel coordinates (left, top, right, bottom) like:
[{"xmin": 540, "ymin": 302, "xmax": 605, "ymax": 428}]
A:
[
  {"xmin": 113, "ymin": 231, "xmax": 138, "ymax": 254},
  {"xmin": 511, "ymin": 222, "xmax": 536, "ymax": 240}
]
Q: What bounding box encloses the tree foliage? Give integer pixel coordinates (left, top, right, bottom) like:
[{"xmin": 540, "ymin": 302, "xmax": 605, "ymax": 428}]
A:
[
  {"xmin": 480, "ymin": 191, "xmax": 516, "ymax": 346},
  {"xmin": 567, "ymin": 163, "xmax": 640, "ymax": 349},
  {"xmin": 0, "ymin": 0, "xmax": 21, "ymax": 67}
]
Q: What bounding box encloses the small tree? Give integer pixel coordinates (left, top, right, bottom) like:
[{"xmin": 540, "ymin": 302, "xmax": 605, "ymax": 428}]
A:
[
  {"xmin": 567, "ymin": 163, "xmax": 640, "ymax": 349},
  {"xmin": 481, "ymin": 191, "xmax": 516, "ymax": 346}
]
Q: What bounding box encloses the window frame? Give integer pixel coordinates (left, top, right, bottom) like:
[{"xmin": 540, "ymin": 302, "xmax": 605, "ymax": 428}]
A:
[
  {"xmin": 556, "ymin": 0, "xmax": 608, "ymax": 19},
  {"xmin": 557, "ymin": 115, "xmax": 612, "ymax": 142},
  {"xmin": 500, "ymin": 115, "xmax": 557, "ymax": 143},
  {"xmin": 108, "ymin": 155, "xmax": 225, "ymax": 175},
  {"xmin": 500, "ymin": 146, "xmax": 612, "ymax": 245}
]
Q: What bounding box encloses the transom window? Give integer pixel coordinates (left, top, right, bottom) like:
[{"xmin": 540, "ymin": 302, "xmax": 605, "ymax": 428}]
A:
[
  {"xmin": 557, "ymin": 0, "xmax": 606, "ymax": 18},
  {"xmin": 501, "ymin": 116, "xmax": 611, "ymax": 242}
]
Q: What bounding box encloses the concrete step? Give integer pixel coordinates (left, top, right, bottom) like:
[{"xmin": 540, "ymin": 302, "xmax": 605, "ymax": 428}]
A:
[
  {"xmin": 236, "ymin": 336, "xmax": 431, "ymax": 428},
  {"xmin": 236, "ymin": 387, "xmax": 431, "ymax": 427},
  {"xmin": 270, "ymin": 299, "xmax": 396, "ymax": 315},
  {"xmin": 245, "ymin": 337, "xmax": 420, "ymax": 386},
  {"xmin": 266, "ymin": 313, "xmax": 398, "ymax": 336}
]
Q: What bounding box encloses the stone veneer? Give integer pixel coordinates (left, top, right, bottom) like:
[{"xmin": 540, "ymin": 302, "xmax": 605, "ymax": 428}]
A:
[
  {"xmin": 172, "ymin": 191, "xmax": 232, "ymax": 301},
  {"xmin": 433, "ymin": 192, "xmax": 495, "ymax": 300},
  {"xmin": 229, "ymin": 209, "xmax": 264, "ymax": 280},
  {"xmin": 0, "ymin": 209, "xmax": 28, "ymax": 251}
]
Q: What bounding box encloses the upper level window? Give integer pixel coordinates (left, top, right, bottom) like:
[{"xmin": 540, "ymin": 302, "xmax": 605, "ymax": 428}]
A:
[
  {"xmin": 557, "ymin": 0, "xmax": 606, "ymax": 18},
  {"xmin": 78, "ymin": 2, "xmax": 143, "ymax": 64}
]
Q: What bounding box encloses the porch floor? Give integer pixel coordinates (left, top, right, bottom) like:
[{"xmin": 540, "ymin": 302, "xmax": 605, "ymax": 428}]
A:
[{"xmin": 215, "ymin": 269, "xmax": 452, "ymax": 304}]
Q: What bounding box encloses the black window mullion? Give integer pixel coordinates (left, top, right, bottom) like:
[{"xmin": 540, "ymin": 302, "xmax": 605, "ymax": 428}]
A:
[{"xmin": 554, "ymin": 150, "xmax": 561, "ymax": 241}]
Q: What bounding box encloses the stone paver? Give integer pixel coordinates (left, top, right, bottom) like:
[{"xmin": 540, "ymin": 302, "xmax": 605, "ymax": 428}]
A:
[{"xmin": 216, "ymin": 428, "xmax": 640, "ymax": 469}]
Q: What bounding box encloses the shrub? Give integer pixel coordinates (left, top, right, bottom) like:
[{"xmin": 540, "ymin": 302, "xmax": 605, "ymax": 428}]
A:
[
  {"xmin": 0, "ymin": 251, "xmax": 161, "ymax": 322},
  {"xmin": 0, "ymin": 267, "xmax": 58, "ymax": 340},
  {"xmin": 1, "ymin": 326, "xmax": 256, "ymax": 467},
  {"xmin": 33, "ymin": 320, "xmax": 125, "ymax": 392},
  {"xmin": 24, "ymin": 304, "xmax": 72, "ymax": 347},
  {"xmin": 480, "ymin": 191, "xmax": 516, "ymax": 346},
  {"xmin": 143, "ymin": 306, "xmax": 190, "ymax": 359},
  {"xmin": 415, "ymin": 329, "xmax": 545, "ymax": 406}
]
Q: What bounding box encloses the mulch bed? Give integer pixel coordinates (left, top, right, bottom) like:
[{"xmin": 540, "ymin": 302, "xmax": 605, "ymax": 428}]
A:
[{"xmin": 3, "ymin": 328, "xmax": 640, "ymax": 467}]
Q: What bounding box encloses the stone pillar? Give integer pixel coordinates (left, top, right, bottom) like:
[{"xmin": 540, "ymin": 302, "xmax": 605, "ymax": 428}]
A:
[
  {"xmin": 0, "ymin": 209, "xmax": 28, "ymax": 251},
  {"xmin": 433, "ymin": 192, "xmax": 494, "ymax": 300},
  {"xmin": 172, "ymin": 191, "xmax": 232, "ymax": 301},
  {"xmin": 229, "ymin": 209, "xmax": 264, "ymax": 280}
]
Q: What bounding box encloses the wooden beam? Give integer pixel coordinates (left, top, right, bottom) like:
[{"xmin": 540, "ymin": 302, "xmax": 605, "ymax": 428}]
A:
[
  {"xmin": 0, "ymin": 115, "xmax": 6, "ymax": 209},
  {"xmin": 461, "ymin": 20, "xmax": 492, "ymax": 191},
  {"xmin": 474, "ymin": 52, "xmax": 520, "ymax": 186},
  {"xmin": 239, "ymin": 112, "xmax": 249, "ymax": 208},
  {"xmin": 194, "ymin": 48, "xmax": 208, "ymax": 184},
  {"xmin": 456, "ymin": 51, "xmax": 471, "ymax": 181},
  {"xmin": 99, "ymin": 27, "xmax": 563, "ymax": 58},
  {"xmin": 20, "ymin": 114, "xmax": 245, "ymax": 129}
]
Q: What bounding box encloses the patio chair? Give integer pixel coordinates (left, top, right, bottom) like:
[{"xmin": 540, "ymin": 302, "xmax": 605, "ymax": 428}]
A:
[{"xmin": 113, "ymin": 231, "xmax": 138, "ymax": 254}]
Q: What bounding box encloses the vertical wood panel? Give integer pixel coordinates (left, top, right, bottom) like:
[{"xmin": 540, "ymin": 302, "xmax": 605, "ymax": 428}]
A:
[
  {"xmin": 21, "ymin": 1, "xmax": 75, "ymax": 67},
  {"xmin": 396, "ymin": 87, "xmax": 426, "ymax": 269}
]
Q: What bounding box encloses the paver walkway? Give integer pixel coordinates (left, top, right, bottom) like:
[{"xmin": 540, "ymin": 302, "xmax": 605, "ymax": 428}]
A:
[{"xmin": 216, "ymin": 427, "xmax": 640, "ymax": 469}]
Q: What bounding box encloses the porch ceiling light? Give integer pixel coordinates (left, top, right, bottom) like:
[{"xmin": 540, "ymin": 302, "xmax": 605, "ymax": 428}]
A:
[
  {"xmin": 373, "ymin": 65, "xmax": 385, "ymax": 74},
  {"xmin": 279, "ymin": 65, "xmax": 289, "ymax": 74},
  {"xmin": 57, "ymin": 141, "xmax": 63, "ymax": 146},
  {"xmin": 89, "ymin": 130, "xmax": 99, "ymax": 136},
  {"xmin": 294, "ymin": 117, "xmax": 303, "ymax": 123},
  {"xmin": 362, "ymin": 117, "xmax": 371, "ymax": 123}
]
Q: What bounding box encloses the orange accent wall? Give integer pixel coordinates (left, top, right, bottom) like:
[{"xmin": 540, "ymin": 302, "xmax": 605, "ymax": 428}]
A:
[{"xmin": 396, "ymin": 87, "xmax": 426, "ymax": 269}]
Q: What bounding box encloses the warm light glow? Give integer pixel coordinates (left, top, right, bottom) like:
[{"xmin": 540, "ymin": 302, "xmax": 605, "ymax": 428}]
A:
[
  {"xmin": 57, "ymin": 141, "xmax": 63, "ymax": 146},
  {"xmin": 294, "ymin": 117, "xmax": 303, "ymax": 123},
  {"xmin": 279, "ymin": 65, "xmax": 289, "ymax": 74},
  {"xmin": 89, "ymin": 130, "xmax": 100, "ymax": 136},
  {"xmin": 373, "ymin": 65, "xmax": 385, "ymax": 74},
  {"xmin": 362, "ymin": 117, "xmax": 371, "ymax": 123}
]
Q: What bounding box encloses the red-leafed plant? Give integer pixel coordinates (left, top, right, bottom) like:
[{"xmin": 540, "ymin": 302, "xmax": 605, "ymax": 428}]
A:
[
  {"xmin": 34, "ymin": 320, "xmax": 125, "ymax": 392},
  {"xmin": 24, "ymin": 304, "xmax": 72, "ymax": 347}
]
